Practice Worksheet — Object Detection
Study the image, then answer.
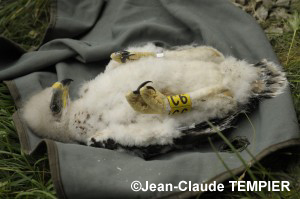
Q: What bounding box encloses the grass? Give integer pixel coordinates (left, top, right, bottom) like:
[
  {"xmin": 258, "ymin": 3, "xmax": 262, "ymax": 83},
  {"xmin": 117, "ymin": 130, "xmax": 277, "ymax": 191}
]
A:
[
  {"xmin": 0, "ymin": 0, "xmax": 299, "ymax": 199},
  {"xmin": 269, "ymin": 14, "xmax": 300, "ymax": 122},
  {"xmin": 0, "ymin": 0, "xmax": 50, "ymax": 51},
  {"xmin": 0, "ymin": 0, "xmax": 55, "ymax": 198},
  {"xmin": 0, "ymin": 84, "xmax": 56, "ymax": 198}
]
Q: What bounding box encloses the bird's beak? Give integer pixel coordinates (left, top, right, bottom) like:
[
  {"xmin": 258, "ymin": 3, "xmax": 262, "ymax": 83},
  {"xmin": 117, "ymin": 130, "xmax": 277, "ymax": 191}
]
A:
[{"xmin": 50, "ymin": 79, "xmax": 73, "ymax": 114}]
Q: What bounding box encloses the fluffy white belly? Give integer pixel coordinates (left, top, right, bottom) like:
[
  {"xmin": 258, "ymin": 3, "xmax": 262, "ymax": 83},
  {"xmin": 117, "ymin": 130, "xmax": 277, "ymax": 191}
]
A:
[{"xmin": 69, "ymin": 58, "xmax": 237, "ymax": 146}]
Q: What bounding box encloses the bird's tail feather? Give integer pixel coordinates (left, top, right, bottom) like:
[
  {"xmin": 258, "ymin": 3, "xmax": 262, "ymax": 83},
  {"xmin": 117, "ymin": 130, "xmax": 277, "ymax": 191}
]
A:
[{"xmin": 252, "ymin": 59, "xmax": 288, "ymax": 98}]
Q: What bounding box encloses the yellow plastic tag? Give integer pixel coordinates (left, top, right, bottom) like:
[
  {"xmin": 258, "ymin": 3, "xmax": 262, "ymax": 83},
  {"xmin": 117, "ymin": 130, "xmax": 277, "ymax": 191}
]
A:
[{"xmin": 167, "ymin": 94, "xmax": 192, "ymax": 115}]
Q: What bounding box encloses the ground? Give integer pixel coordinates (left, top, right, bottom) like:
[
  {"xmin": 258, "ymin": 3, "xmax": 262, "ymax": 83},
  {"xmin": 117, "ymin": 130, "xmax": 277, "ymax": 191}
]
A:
[{"xmin": 0, "ymin": 0, "xmax": 299, "ymax": 198}]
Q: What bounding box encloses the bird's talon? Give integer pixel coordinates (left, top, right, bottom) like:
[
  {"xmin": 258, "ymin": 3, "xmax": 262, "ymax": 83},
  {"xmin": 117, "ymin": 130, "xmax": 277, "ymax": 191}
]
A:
[
  {"xmin": 140, "ymin": 85, "xmax": 167, "ymax": 114},
  {"xmin": 133, "ymin": 81, "xmax": 153, "ymax": 94},
  {"xmin": 146, "ymin": 86, "xmax": 156, "ymax": 93}
]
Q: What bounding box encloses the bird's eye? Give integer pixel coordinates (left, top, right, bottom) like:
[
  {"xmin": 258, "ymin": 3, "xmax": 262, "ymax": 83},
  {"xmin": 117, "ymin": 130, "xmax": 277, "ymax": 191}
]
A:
[{"xmin": 50, "ymin": 104, "xmax": 61, "ymax": 114}]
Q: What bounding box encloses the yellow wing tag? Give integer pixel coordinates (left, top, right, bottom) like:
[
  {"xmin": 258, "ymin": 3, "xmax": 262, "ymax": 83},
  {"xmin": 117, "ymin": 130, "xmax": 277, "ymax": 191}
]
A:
[{"xmin": 167, "ymin": 94, "xmax": 192, "ymax": 115}]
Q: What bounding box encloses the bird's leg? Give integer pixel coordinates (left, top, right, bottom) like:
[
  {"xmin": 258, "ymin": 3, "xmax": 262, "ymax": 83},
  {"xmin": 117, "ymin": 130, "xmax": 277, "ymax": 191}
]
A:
[
  {"xmin": 110, "ymin": 51, "xmax": 157, "ymax": 64},
  {"xmin": 140, "ymin": 84, "xmax": 234, "ymax": 115},
  {"xmin": 126, "ymin": 82, "xmax": 234, "ymax": 115},
  {"xmin": 165, "ymin": 46, "xmax": 225, "ymax": 63},
  {"xmin": 189, "ymin": 86, "xmax": 234, "ymax": 107},
  {"xmin": 139, "ymin": 84, "xmax": 235, "ymax": 115}
]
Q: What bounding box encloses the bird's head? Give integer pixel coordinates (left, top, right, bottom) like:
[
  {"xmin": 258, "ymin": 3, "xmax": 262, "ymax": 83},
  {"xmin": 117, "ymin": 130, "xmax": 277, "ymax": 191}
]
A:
[{"xmin": 22, "ymin": 79, "xmax": 74, "ymax": 142}]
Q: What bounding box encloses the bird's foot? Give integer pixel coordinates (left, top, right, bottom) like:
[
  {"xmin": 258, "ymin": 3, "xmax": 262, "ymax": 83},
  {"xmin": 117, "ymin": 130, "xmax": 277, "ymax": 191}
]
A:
[
  {"xmin": 165, "ymin": 46, "xmax": 225, "ymax": 63},
  {"xmin": 126, "ymin": 91, "xmax": 159, "ymax": 114},
  {"xmin": 126, "ymin": 81, "xmax": 168, "ymax": 114},
  {"xmin": 140, "ymin": 85, "xmax": 168, "ymax": 114}
]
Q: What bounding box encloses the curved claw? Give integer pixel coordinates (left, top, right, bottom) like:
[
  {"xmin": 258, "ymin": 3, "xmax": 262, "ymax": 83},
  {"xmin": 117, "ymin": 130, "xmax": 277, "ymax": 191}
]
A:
[
  {"xmin": 146, "ymin": 86, "xmax": 156, "ymax": 93},
  {"xmin": 133, "ymin": 81, "xmax": 153, "ymax": 94}
]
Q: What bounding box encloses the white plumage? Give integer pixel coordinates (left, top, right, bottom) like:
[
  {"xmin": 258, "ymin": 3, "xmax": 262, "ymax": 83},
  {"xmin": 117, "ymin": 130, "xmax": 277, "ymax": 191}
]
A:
[{"xmin": 22, "ymin": 43, "xmax": 287, "ymax": 148}]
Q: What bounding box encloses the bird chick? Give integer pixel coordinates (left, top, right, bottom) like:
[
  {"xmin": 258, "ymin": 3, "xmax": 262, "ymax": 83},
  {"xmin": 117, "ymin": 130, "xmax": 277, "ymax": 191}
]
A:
[{"xmin": 22, "ymin": 43, "xmax": 287, "ymax": 149}]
